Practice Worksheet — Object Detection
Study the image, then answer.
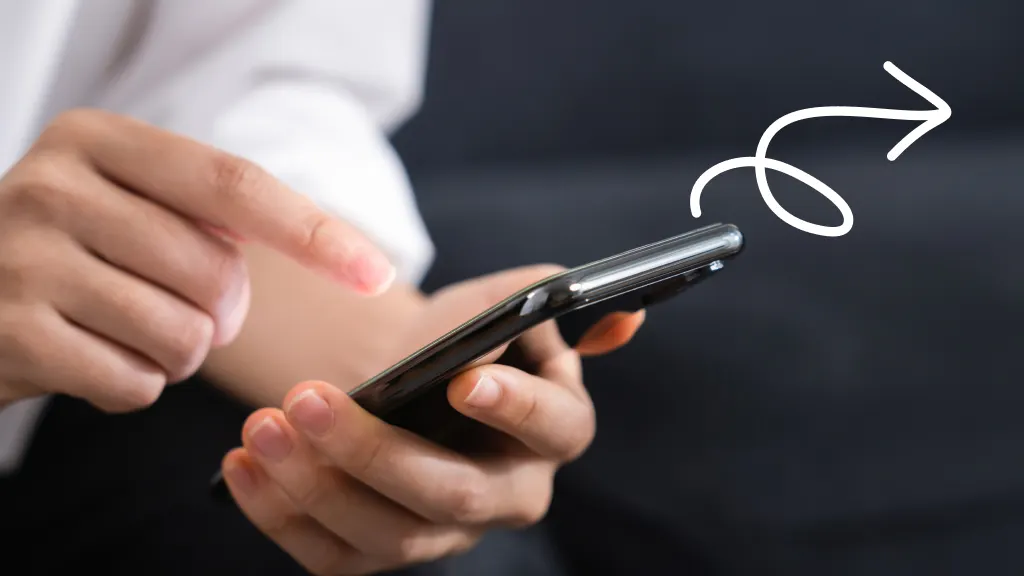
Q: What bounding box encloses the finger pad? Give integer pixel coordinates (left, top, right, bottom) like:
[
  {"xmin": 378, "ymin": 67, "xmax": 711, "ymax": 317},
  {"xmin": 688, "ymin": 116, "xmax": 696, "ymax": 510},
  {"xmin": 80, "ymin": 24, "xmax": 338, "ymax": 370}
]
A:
[{"xmin": 576, "ymin": 311, "xmax": 645, "ymax": 356}]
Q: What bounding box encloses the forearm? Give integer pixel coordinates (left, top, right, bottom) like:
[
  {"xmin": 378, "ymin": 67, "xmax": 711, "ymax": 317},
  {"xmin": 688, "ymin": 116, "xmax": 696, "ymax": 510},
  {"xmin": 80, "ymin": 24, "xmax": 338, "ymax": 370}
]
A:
[{"xmin": 201, "ymin": 243, "xmax": 427, "ymax": 408}]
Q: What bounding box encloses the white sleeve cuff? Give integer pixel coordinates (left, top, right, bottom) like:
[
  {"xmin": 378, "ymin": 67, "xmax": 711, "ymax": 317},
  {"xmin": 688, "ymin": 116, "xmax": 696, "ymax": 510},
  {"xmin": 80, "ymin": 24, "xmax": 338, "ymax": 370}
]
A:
[{"xmin": 203, "ymin": 80, "xmax": 435, "ymax": 286}]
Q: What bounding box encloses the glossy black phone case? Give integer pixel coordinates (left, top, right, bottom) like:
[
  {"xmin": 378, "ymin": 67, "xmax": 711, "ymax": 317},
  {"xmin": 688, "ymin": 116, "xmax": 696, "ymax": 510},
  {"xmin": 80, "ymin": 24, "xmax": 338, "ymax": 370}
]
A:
[{"xmin": 348, "ymin": 223, "xmax": 744, "ymax": 452}]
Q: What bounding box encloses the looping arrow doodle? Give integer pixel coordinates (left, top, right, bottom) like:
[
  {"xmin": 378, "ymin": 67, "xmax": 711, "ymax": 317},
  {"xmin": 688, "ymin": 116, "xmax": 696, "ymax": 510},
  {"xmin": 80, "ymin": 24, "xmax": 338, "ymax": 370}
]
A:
[{"xmin": 689, "ymin": 61, "xmax": 952, "ymax": 237}]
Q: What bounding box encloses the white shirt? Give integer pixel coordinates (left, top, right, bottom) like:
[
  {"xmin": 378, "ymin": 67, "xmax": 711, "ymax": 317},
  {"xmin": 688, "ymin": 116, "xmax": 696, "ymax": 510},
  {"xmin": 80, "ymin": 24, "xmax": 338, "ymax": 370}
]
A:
[{"xmin": 0, "ymin": 0, "xmax": 435, "ymax": 474}]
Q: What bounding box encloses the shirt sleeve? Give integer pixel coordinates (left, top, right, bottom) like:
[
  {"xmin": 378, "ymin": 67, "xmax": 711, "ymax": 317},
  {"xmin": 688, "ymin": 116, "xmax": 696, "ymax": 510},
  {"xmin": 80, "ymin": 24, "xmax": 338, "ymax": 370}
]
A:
[
  {"xmin": 0, "ymin": 0, "xmax": 436, "ymax": 476},
  {"xmin": 102, "ymin": 0, "xmax": 436, "ymax": 284},
  {"xmin": 203, "ymin": 79, "xmax": 435, "ymax": 286}
]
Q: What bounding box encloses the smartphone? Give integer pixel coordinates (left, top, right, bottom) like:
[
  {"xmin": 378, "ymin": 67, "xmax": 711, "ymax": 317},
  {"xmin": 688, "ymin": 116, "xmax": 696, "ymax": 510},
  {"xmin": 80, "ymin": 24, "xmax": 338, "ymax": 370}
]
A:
[
  {"xmin": 210, "ymin": 223, "xmax": 743, "ymax": 498},
  {"xmin": 348, "ymin": 222, "xmax": 744, "ymax": 448}
]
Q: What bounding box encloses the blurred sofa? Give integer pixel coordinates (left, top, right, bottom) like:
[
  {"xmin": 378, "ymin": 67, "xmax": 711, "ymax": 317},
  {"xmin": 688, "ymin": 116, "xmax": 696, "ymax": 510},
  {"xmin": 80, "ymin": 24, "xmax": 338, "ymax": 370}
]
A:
[
  {"xmin": 390, "ymin": 1, "xmax": 1024, "ymax": 574},
  {"xmin": 7, "ymin": 2, "xmax": 1022, "ymax": 575}
]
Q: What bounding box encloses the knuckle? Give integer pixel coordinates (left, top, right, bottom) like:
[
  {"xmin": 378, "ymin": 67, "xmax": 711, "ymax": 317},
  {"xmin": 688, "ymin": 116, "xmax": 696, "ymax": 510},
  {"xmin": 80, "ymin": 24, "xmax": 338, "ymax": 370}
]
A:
[
  {"xmin": 577, "ymin": 421, "xmax": 598, "ymax": 457},
  {"xmin": 0, "ymin": 377, "xmax": 33, "ymax": 405},
  {"xmin": 257, "ymin": 512, "xmax": 291, "ymax": 539},
  {"xmin": 0, "ymin": 309, "xmax": 48, "ymax": 366},
  {"xmin": 1, "ymin": 180, "xmax": 48, "ymax": 217},
  {"xmin": 104, "ymin": 287, "xmax": 214, "ymax": 382},
  {"xmin": 555, "ymin": 429, "xmax": 594, "ymax": 464},
  {"xmin": 381, "ymin": 527, "xmax": 431, "ymax": 562},
  {"xmin": 564, "ymin": 406, "xmax": 597, "ymax": 461},
  {"xmin": 244, "ymin": 495, "xmax": 292, "ymax": 538},
  {"xmin": 163, "ymin": 313, "xmax": 214, "ymax": 382},
  {"xmin": 105, "ymin": 282, "xmax": 153, "ymax": 328},
  {"xmin": 0, "ymin": 256, "xmax": 39, "ymax": 302},
  {"xmin": 290, "ymin": 465, "xmax": 339, "ymax": 512},
  {"xmin": 121, "ymin": 378, "xmax": 166, "ymax": 410},
  {"xmin": 2, "ymin": 160, "xmax": 78, "ymax": 223},
  {"xmin": 42, "ymin": 108, "xmax": 102, "ymax": 143},
  {"xmin": 213, "ymin": 246, "xmax": 247, "ymax": 284},
  {"xmin": 299, "ymin": 212, "xmax": 339, "ymax": 259},
  {"xmin": 386, "ymin": 529, "xmax": 477, "ymax": 564},
  {"xmin": 344, "ymin": 429, "xmax": 386, "ymax": 477},
  {"xmin": 510, "ymin": 486, "xmax": 553, "ymax": 527},
  {"xmin": 208, "ymin": 152, "xmax": 263, "ymax": 203},
  {"xmin": 447, "ymin": 533, "xmax": 482, "ymax": 557},
  {"xmin": 98, "ymin": 372, "xmax": 166, "ymax": 413},
  {"xmin": 511, "ymin": 386, "xmax": 540, "ymax": 428},
  {"xmin": 441, "ymin": 474, "xmax": 491, "ymax": 524},
  {"xmin": 206, "ymin": 248, "xmax": 248, "ymax": 310},
  {"xmin": 299, "ymin": 546, "xmax": 350, "ymax": 576}
]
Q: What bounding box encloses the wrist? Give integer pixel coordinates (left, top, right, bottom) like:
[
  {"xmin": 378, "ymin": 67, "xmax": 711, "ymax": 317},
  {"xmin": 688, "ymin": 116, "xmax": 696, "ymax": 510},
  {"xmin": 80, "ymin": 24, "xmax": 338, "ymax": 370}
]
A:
[{"xmin": 201, "ymin": 243, "xmax": 427, "ymax": 408}]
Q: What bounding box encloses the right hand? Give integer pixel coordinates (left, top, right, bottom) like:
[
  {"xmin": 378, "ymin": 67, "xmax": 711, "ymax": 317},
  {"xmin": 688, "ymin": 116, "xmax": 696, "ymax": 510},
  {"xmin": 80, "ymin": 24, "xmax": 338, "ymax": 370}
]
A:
[
  {"xmin": 0, "ymin": 109, "xmax": 394, "ymax": 413},
  {"xmin": 221, "ymin": 266, "xmax": 645, "ymax": 574}
]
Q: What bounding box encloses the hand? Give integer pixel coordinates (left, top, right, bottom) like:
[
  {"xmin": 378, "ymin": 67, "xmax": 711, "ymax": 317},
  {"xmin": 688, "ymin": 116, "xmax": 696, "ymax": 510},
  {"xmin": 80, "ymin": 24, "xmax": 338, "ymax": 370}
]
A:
[
  {"xmin": 220, "ymin": 266, "xmax": 645, "ymax": 575},
  {"xmin": 0, "ymin": 109, "xmax": 393, "ymax": 412}
]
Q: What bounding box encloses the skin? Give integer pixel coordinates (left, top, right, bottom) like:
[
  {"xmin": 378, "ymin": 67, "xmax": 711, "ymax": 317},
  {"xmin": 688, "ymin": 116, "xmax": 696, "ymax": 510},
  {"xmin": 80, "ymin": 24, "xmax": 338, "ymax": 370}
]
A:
[
  {"xmin": 0, "ymin": 109, "xmax": 393, "ymax": 412},
  {"xmin": 215, "ymin": 260, "xmax": 645, "ymax": 575},
  {"xmin": 0, "ymin": 108, "xmax": 646, "ymax": 574}
]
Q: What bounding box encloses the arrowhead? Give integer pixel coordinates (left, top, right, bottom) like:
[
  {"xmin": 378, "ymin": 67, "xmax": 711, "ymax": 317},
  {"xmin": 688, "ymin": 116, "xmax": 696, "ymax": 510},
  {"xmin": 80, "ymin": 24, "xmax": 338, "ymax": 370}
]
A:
[{"xmin": 883, "ymin": 61, "xmax": 952, "ymax": 161}]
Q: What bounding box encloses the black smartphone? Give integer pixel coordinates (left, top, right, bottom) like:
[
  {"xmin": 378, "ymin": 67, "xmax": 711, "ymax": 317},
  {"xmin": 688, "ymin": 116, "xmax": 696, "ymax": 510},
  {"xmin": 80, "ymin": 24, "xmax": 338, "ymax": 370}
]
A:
[
  {"xmin": 349, "ymin": 222, "xmax": 744, "ymax": 448},
  {"xmin": 210, "ymin": 223, "xmax": 743, "ymax": 498}
]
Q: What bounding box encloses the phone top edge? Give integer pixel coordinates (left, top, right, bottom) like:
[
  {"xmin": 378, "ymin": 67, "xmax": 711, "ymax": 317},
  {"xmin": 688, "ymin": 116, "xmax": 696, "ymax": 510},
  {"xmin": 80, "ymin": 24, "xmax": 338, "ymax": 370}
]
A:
[
  {"xmin": 561, "ymin": 223, "xmax": 739, "ymax": 274},
  {"xmin": 568, "ymin": 223, "xmax": 742, "ymax": 297},
  {"xmin": 347, "ymin": 223, "xmax": 743, "ymax": 400}
]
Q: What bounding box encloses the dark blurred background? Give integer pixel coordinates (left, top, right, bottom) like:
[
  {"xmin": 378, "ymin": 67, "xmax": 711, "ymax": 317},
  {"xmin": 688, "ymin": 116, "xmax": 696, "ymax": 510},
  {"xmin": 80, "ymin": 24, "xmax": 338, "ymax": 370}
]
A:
[{"xmin": 389, "ymin": 1, "xmax": 1024, "ymax": 574}]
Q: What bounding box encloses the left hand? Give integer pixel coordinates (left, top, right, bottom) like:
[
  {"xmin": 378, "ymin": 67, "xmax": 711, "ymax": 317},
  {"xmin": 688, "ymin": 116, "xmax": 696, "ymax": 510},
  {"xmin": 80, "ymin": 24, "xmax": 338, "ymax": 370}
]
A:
[{"xmin": 219, "ymin": 266, "xmax": 644, "ymax": 575}]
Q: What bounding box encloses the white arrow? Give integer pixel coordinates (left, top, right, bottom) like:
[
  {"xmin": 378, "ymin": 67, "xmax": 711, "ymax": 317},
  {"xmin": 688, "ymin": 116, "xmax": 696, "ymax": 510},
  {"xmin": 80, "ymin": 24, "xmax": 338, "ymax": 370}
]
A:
[{"xmin": 689, "ymin": 61, "xmax": 951, "ymax": 237}]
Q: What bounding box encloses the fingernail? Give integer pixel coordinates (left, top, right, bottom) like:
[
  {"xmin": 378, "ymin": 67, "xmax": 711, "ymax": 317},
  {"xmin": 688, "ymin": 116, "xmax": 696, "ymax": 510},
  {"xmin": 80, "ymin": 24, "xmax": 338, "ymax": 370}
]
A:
[
  {"xmin": 249, "ymin": 417, "xmax": 291, "ymax": 461},
  {"xmin": 285, "ymin": 389, "xmax": 334, "ymax": 436},
  {"xmin": 312, "ymin": 220, "xmax": 394, "ymax": 294},
  {"xmin": 465, "ymin": 374, "xmax": 502, "ymax": 408},
  {"xmin": 349, "ymin": 252, "xmax": 396, "ymax": 295},
  {"xmin": 223, "ymin": 461, "xmax": 259, "ymax": 496}
]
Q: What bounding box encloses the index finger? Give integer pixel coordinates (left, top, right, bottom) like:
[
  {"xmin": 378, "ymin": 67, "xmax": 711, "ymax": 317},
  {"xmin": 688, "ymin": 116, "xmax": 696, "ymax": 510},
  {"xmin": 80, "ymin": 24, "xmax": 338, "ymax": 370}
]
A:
[{"xmin": 64, "ymin": 110, "xmax": 395, "ymax": 294}]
